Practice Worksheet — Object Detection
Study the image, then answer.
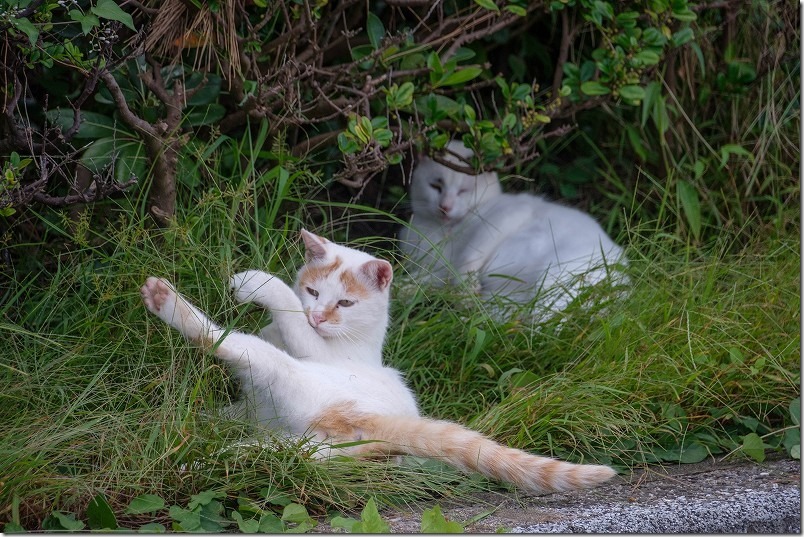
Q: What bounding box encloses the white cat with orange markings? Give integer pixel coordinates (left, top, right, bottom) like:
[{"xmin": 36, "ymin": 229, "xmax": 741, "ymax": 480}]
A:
[
  {"xmin": 228, "ymin": 230, "xmax": 388, "ymax": 366},
  {"xmin": 140, "ymin": 230, "xmax": 616, "ymax": 493}
]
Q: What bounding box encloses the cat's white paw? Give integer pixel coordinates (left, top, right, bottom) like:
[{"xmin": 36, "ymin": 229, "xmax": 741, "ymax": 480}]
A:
[
  {"xmin": 230, "ymin": 270, "xmax": 278, "ymax": 304},
  {"xmin": 141, "ymin": 276, "xmax": 178, "ymax": 317}
]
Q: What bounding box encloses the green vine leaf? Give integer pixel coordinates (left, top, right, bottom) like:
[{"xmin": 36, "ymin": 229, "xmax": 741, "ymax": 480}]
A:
[{"xmin": 91, "ymin": 0, "xmax": 136, "ymax": 31}]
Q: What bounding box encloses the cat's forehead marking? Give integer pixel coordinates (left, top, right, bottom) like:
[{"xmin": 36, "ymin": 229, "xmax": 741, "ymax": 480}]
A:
[
  {"xmin": 340, "ymin": 270, "xmax": 371, "ymax": 299},
  {"xmin": 300, "ymin": 256, "xmax": 343, "ymax": 284}
]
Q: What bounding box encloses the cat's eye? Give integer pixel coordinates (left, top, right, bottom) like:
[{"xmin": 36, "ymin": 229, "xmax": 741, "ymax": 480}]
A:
[
  {"xmin": 430, "ymin": 183, "xmax": 442, "ymax": 193},
  {"xmin": 306, "ymin": 287, "xmax": 319, "ymax": 298},
  {"xmin": 337, "ymin": 299, "xmax": 355, "ymax": 308}
]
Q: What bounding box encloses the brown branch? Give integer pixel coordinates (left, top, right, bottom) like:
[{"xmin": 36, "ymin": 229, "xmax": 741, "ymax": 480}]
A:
[
  {"xmin": 99, "ymin": 71, "xmax": 156, "ymax": 138},
  {"xmin": 551, "ymin": 8, "xmax": 573, "ymax": 98}
]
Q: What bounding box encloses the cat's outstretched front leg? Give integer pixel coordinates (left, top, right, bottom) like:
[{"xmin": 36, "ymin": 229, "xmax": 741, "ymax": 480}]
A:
[{"xmin": 141, "ymin": 277, "xmax": 224, "ymax": 346}]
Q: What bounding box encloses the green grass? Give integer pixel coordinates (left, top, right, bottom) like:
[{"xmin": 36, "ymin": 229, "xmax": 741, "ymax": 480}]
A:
[{"xmin": 1, "ymin": 196, "xmax": 799, "ymax": 529}]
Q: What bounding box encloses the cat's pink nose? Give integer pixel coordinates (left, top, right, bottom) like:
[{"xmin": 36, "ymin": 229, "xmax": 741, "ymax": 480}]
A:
[
  {"xmin": 309, "ymin": 311, "xmax": 327, "ymax": 326},
  {"xmin": 438, "ymin": 203, "xmax": 451, "ymax": 215}
]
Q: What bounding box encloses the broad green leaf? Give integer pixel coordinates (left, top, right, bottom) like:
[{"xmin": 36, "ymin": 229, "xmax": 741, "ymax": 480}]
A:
[
  {"xmin": 183, "ymin": 104, "xmax": 226, "ymax": 127},
  {"xmin": 138, "ymin": 522, "xmax": 166, "ymax": 533},
  {"xmin": 782, "ymin": 428, "xmax": 800, "ymax": 455},
  {"xmin": 719, "ymin": 144, "xmax": 754, "ymax": 168},
  {"xmin": 366, "ymin": 12, "xmax": 384, "ymax": 49},
  {"xmin": 353, "ymin": 498, "xmax": 390, "ymax": 533},
  {"xmin": 671, "ymin": 8, "xmax": 697, "ymax": 22},
  {"xmin": 791, "ymin": 445, "xmax": 801, "ymax": 459},
  {"xmin": 331, "ymin": 516, "xmax": 360, "ymax": 532},
  {"xmin": 580, "ymin": 81, "xmax": 611, "ymax": 96},
  {"xmin": 510, "ymin": 370, "xmax": 541, "ymax": 390},
  {"xmin": 50, "ymin": 512, "xmax": 85, "ymax": 531},
  {"xmin": 169, "ymin": 505, "xmax": 202, "ymax": 532},
  {"xmin": 619, "ymin": 85, "xmax": 645, "ymax": 101},
  {"xmin": 790, "ymin": 397, "xmax": 801, "ymax": 426},
  {"xmin": 87, "ymin": 494, "xmax": 118, "ymax": 530},
  {"xmin": 281, "ymin": 503, "xmax": 312, "ymax": 524},
  {"xmin": 676, "ymin": 179, "xmax": 701, "ymax": 240},
  {"xmin": 258, "ymin": 514, "xmax": 285, "ymax": 533},
  {"xmin": 231, "ymin": 511, "xmax": 260, "ymax": 533},
  {"xmin": 505, "ymin": 5, "xmax": 527, "ymax": 16},
  {"xmin": 421, "ymin": 505, "xmax": 463, "ymax": 533},
  {"xmin": 69, "ymin": 10, "xmax": 101, "ymax": 35},
  {"xmin": 45, "ymin": 109, "xmax": 129, "ymax": 139},
  {"xmin": 473, "ymin": 0, "xmax": 500, "ymax": 12},
  {"xmin": 671, "ymin": 27, "xmax": 695, "ymax": 46},
  {"xmin": 678, "ymin": 443, "xmax": 709, "ymax": 464},
  {"xmin": 3, "ymin": 522, "xmax": 25, "ymax": 533},
  {"xmin": 11, "ymin": 18, "xmax": 38, "ymax": 45},
  {"xmin": 91, "ymin": 0, "xmax": 136, "ymax": 31},
  {"xmin": 634, "ymin": 50, "xmax": 661, "ymax": 66},
  {"xmin": 435, "ymin": 67, "xmax": 483, "ymax": 88},
  {"xmin": 741, "ymin": 433, "xmax": 766, "ymax": 462}
]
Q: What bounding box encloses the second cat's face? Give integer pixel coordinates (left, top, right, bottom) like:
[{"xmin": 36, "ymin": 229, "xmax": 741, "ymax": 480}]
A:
[{"xmin": 410, "ymin": 144, "xmax": 501, "ymax": 225}]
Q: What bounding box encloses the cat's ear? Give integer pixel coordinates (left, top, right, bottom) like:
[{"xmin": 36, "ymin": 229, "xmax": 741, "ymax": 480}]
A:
[
  {"xmin": 360, "ymin": 260, "xmax": 393, "ymax": 291},
  {"xmin": 300, "ymin": 229, "xmax": 330, "ymax": 261}
]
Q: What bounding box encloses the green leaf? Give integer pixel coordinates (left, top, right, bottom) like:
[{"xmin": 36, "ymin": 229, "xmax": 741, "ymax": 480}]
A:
[
  {"xmin": 791, "ymin": 445, "xmax": 800, "ymax": 460},
  {"xmin": 353, "ymin": 498, "xmax": 390, "ymax": 533},
  {"xmin": 70, "ymin": 10, "xmax": 101, "ymax": 35},
  {"xmin": 183, "ymin": 104, "xmax": 226, "ymax": 127},
  {"xmin": 676, "ymin": 179, "xmax": 701, "ymax": 240},
  {"xmin": 678, "ymin": 443, "xmax": 709, "ymax": 464},
  {"xmin": 138, "ymin": 522, "xmax": 166, "ymax": 533},
  {"xmin": 671, "ymin": 27, "xmax": 695, "ymax": 46},
  {"xmin": 435, "ymin": 67, "xmax": 483, "ymax": 88},
  {"xmin": 11, "ymin": 18, "xmax": 39, "ymax": 45},
  {"xmin": 78, "ymin": 137, "xmax": 129, "ymax": 173},
  {"xmin": 169, "ymin": 505, "xmax": 202, "ymax": 532},
  {"xmin": 87, "ymin": 494, "xmax": 117, "ymax": 530},
  {"xmin": 421, "ymin": 505, "xmax": 463, "ymax": 533},
  {"xmin": 509, "ymin": 370, "xmax": 541, "ymax": 390},
  {"xmin": 741, "ymin": 433, "xmax": 767, "ymax": 462},
  {"xmin": 580, "ymin": 81, "xmax": 611, "ymax": 96},
  {"xmin": 45, "ymin": 109, "xmax": 130, "ymax": 140},
  {"xmin": 91, "ymin": 0, "xmax": 136, "ymax": 31},
  {"xmin": 789, "ymin": 397, "xmax": 801, "ymax": 426},
  {"xmin": 231, "ymin": 511, "xmax": 260, "ymax": 533},
  {"xmin": 258, "ymin": 514, "xmax": 285, "ymax": 533},
  {"xmin": 504, "ymin": 5, "xmax": 527, "ymax": 16},
  {"xmin": 671, "ymin": 8, "xmax": 697, "ymax": 22},
  {"xmin": 50, "ymin": 512, "xmax": 85, "ymax": 531},
  {"xmin": 330, "ymin": 516, "xmax": 360, "ymax": 532},
  {"xmin": 281, "ymin": 503, "xmax": 312, "ymax": 524},
  {"xmin": 3, "ymin": 522, "xmax": 25, "ymax": 533},
  {"xmin": 473, "ymin": 0, "xmax": 500, "ymax": 12},
  {"xmin": 619, "ymin": 85, "xmax": 645, "ymax": 101},
  {"xmin": 366, "ymin": 12, "xmax": 384, "ymax": 49},
  {"xmin": 634, "ymin": 50, "xmax": 661, "ymax": 66},
  {"xmin": 718, "ymin": 144, "xmax": 754, "ymax": 168}
]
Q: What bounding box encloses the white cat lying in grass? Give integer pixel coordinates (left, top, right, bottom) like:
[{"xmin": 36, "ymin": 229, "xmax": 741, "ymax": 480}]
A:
[
  {"xmin": 399, "ymin": 141, "xmax": 627, "ymax": 320},
  {"xmin": 141, "ymin": 231, "xmax": 615, "ymax": 493}
]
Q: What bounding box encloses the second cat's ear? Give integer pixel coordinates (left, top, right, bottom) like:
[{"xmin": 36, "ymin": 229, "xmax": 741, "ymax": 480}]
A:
[
  {"xmin": 300, "ymin": 229, "xmax": 330, "ymax": 261},
  {"xmin": 360, "ymin": 260, "xmax": 393, "ymax": 291}
]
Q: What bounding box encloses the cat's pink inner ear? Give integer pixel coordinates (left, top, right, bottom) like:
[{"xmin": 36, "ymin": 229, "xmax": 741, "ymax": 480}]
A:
[
  {"xmin": 361, "ymin": 260, "xmax": 393, "ymax": 291},
  {"xmin": 301, "ymin": 229, "xmax": 329, "ymax": 261}
]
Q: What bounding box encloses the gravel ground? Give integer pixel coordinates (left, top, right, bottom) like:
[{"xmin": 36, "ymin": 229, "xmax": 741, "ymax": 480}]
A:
[{"xmin": 318, "ymin": 455, "xmax": 800, "ymax": 533}]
